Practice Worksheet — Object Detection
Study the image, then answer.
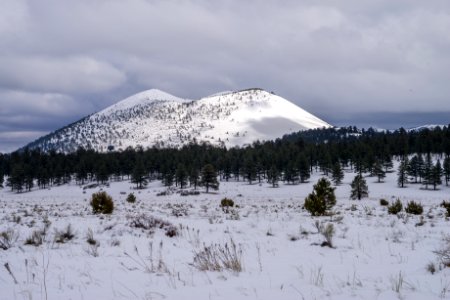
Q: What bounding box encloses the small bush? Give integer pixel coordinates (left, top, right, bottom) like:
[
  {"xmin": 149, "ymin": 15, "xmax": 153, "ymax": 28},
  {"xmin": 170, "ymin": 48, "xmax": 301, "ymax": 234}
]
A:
[
  {"xmin": 405, "ymin": 201, "xmax": 423, "ymax": 215},
  {"xmin": 388, "ymin": 199, "xmax": 403, "ymax": 215},
  {"xmin": 380, "ymin": 199, "xmax": 389, "ymax": 206},
  {"xmin": 90, "ymin": 191, "xmax": 114, "ymax": 214},
  {"xmin": 220, "ymin": 198, "xmax": 234, "ymax": 213},
  {"xmin": 441, "ymin": 201, "xmax": 450, "ymax": 217},
  {"xmin": 126, "ymin": 193, "xmax": 136, "ymax": 203}
]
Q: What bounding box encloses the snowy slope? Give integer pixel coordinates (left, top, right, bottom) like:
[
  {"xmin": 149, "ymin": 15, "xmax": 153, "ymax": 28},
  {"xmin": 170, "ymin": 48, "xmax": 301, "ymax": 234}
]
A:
[
  {"xmin": 1, "ymin": 165, "xmax": 450, "ymax": 299},
  {"xmin": 24, "ymin": 88, "xmax": 331, "ymax": 152}
]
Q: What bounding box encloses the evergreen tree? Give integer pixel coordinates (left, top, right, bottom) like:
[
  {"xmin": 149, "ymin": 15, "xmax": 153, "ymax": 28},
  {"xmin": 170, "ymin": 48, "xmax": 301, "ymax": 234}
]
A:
[
  {"xmin": 422, "ymin": 153, "xmax": 433, "ymax": 189},
  {"xmin": 397, "ymin": 157, "xmax": 408, "ymax": 188},
  {"xmin": 283, "ymin": 162, "xmax": 298, "ymax": 184},
  {"xmin": 373, "ymin": 160, "xmax": 386, "ymax": 183},
  {"xmin": 407, "ymin": 154, "xmax": 423, "ymax": 183},
  {"xmin": 131, "ymin": 160, "xmax": 147, "ymax": 189},
  {"xmin": 267, "ymin": 165, "xmax": 280, "ymax": 188},
  {"xmin": 8, "ymin": 164, "xmax": 25, "ymax": 193},
  {"xmin": 200, "ymin": 164, "xmax": 219, "ymax": 193},
  {"xmin": 331, "ymin": 162, "xmax": 344, "ymax": 186},
  {"xmin": 242, "ymin": 156, "xmax": 257, "ymax": 184},
  {"xmin": 0, "ymin": 169, "xmax": 3, "ymax": 188},
  {"xmin": 443, "ymin": 157, "xmax": 450, "ymax": 186},
  {"xmin": 304, "ymin": 177, "xmax": 336, "ymax": 216},
  {"xmin": 383, "ymin": 155, "xmax": 394, "ymax": 173},
  {"xmin": 431, "ymin": 160, "xmax": 443, "ymax": 190},
  {"xmin": 24, "ymin": 164, "xmax": 34, "ymax": 192},
  {"xmin": 37, "ymin": 168, "xmax": 50, "ymax": 189},
  {"xmin": 95, "ymin": 160, "xmax": 109, "ymax": 184},
  {"xmin": 350, "ymin": 175, "xmax": 369, "ymax": 200},
  {"xmin": 175, "ymin": 163, "xmax": 188, "ymax": 189},
  {"xmin": 189, "ymin": 167, "xmax": 200, "ymax": 189},
  {"xmin": 297, "ymin": 154, "xmax": 310, "ymax": 183}
]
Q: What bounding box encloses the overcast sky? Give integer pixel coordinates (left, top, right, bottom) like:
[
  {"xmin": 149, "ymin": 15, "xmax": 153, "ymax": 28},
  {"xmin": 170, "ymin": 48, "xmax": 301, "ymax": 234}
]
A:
[{"xmin": 1, "ymin": 0, "xmax": 450, "ymax": 152}]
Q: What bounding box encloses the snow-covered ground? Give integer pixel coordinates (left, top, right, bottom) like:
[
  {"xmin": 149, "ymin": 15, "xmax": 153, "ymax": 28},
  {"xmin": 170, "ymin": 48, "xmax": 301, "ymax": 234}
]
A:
[{"xmin": 1, "ymin": 169, "xmax": 450, "ymax": 300}]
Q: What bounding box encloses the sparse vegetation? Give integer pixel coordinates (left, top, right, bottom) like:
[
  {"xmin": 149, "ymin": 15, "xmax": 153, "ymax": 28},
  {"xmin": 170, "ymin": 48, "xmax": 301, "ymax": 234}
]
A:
[
  {"xmin": 380, "ymin": 198, "xmax": 389, "ymax": 206},
  {"xmin": 90, "ymin": 191, "xmax": 114, "ymax": 214},
  {"xmin": 220, "ymin": 197, "xmax": 234, "ymax": 213},
  {"xmin": 405, "ymin": 201, "xmax": 423, "ymax": 215},
  {"xmin": 320, "ymin": 223, "xmax": 335, "ymax": 248},
  {"xmin": 388, "ymin": 199, "xmax": 403, "ymax": 215},
  {"xmin": 129, "ymin": 214, "xmax": 179, "ymax": 237},
  {"xmin": 193, "ymin": 239, "xmax": 242, "ymax": 272},
  {"xmin": 441, "ymin": 201, "xmax": 450, "ymax": 217},
  {"xmin": 0, "ymin": 228, "xmax": 18, "ymax": 250},
  {"xmin": 54, "ymin": 224, "xmax": 76, "ymax": 243},
  {"xmin": 24, "ymin": 230, "xmax": 45, "ymax": 246},
  {"xmin": 126, "ymin": 193, "xmax": 136, "ymax": 203}
]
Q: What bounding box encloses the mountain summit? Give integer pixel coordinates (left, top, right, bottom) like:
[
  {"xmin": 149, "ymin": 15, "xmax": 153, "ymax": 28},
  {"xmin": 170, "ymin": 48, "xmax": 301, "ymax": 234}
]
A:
[{"xmin": 24, "ymin": 88, "xmax": 331, "ymax": 152}]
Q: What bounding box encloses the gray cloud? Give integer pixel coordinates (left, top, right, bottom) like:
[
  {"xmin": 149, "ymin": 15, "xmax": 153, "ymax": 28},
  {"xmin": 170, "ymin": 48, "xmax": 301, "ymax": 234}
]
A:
[{"xmin": 0, "ymin": 0, "xmax": 449, "ymax": 152}]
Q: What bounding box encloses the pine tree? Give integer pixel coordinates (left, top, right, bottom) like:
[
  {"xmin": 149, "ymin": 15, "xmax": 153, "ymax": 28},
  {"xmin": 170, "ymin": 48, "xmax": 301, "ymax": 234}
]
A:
[
  {"xmin": 8, "ymin": 164, "xmax": 25, "ymax": 193},
  {"xmin": 297, "ymin": 154, "xmax": 310, "ymax": 183},
  {"xmin": 431, "ymin": 160, "xmax": 443, "ymax": 190},
  {"xmin": 407, "ymin": 155, "xmax": 422, "ymax": 183},
  {"xmin": 443, "ymin": 157, "xmax": 450, "ymax": 186},
  {"xmin": 200, "ymin": 164, "xmax": 219, "ymax": 193},
  {"xmin": 350, "ymin": 175, "xmax": 369, "ymax": 200},
  {"xmin": 304, "ymin": 177, "xmax": 336, "ymax": 216},
  {"xmin": 397, "ymin": 157, "xmax": 408, "ymax": 188},
  {"xmin": 24, "ymin": 164, "xmax": 34, "ymax": 192},
  {"xmin": 422, "ymin": 153, "xmax": 433, "ymax": 189},
  {"xmin": 0, "ymin": 169, "xmax": 4, "ymax": 188},
  {"xmin": 331, "ymin": 162, "xmax": 344, "ymax": 186},
  {"xmin": 189, "ymin": 167, "xmax": 200, "ymax": 189},
  {"xmin": 267, "ymin": 165, "xmax": 280, "ymax": 187},
  {"xmin": 95, "ymin": 160, "xmax": 109, "ymax": 184},
  {"xmin": 175, "ymin": 163, "xmax": 188, "ymax": 189},
  {"xmin": 383, "ymin": 155, "xmax": 394, "ymax": 173},
  {"xmin": 373, "ymin": 160, "xmax": 386, "ymax": 183},
  {"xmin": 283, "ymin": 162, "xmax": 298, "ymax": 184},
  {"xmin": 242, "ymin": 156, "xmax": 257, "ymax": 184},
  {"xmin": 131, "ymin": 160, "xmax": 147, "ymax": 189}
]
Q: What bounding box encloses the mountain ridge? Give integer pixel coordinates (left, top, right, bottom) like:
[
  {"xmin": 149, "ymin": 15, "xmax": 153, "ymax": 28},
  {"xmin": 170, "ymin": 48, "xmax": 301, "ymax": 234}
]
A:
[{"xmin": 23, "ymin": 88, "xmax": 331, "ymax": 152}]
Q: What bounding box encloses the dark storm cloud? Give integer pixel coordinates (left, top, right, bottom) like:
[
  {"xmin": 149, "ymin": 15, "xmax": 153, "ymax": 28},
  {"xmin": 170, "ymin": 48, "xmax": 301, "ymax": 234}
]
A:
[{"xmin": 1, "ymin": 0, "xmax": 449, "ymax": 152}]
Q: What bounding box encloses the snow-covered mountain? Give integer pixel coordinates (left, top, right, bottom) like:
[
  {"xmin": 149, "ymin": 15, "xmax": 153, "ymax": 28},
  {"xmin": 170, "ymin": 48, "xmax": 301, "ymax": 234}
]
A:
[{"xmin": 24, "ymin": 88, "xmax": 331, "ymax": 152}]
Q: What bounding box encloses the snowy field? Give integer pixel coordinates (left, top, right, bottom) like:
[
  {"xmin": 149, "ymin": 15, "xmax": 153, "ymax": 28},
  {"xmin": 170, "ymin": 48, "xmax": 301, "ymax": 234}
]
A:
[{"xmin": 1, "ymin": 169, "xmax": 450, "ymax": 300}]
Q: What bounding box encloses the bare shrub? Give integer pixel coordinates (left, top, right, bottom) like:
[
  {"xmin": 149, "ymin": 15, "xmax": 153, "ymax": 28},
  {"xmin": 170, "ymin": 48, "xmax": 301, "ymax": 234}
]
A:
[
  {"xmin": 86, "ymin": 228, "xmax": 97, "ymax": 246},
  {"xmin": 434, "ymin": 235, "xmax": 450, "ymax": 267},
  {"xmin": 129, "ymin": 214, "xmax": 179, "ymax": 237},
  {"xmin": 25, "ymin": 229, "xmax": 46, "ymax": 246},
  {"xmin": 0, "ymin": 228, "xmax": 19, "ymax": 250},
  {"xmin": 320, "ymin": 223, "xmax": 335, "ymax": 248},
  {"xmin": 193, "ymin": 239, "xmax": 242, "ymax": 272},
  {"xmin": 54, "ymin": 224, "xmax": 76, "ymax": 244},
  {"xmin": 427, "ymin": 262, "xmax": 436, "ymax": 274}
]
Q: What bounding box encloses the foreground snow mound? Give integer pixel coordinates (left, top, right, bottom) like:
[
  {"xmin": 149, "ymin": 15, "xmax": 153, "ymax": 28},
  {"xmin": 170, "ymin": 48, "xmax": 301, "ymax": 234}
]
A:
[{"xmin": 24, "ymin": 88, "xmax": 331, "ymax": 152}]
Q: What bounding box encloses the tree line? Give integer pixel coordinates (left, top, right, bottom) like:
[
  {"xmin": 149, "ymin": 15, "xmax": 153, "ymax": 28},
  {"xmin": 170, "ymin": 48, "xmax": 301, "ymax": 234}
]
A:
[{"xmin": 0, "ymin": 125, "xmax": 449, "ymax": 193}]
